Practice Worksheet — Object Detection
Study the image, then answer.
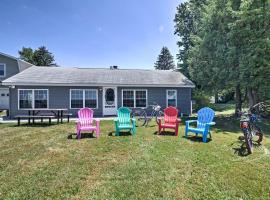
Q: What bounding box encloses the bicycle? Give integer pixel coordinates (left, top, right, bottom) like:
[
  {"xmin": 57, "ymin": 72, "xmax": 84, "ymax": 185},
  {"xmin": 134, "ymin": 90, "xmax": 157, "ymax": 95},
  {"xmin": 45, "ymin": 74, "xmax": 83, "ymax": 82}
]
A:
[
  {"xmin": 238, "ymin": 102, "xmax": 264, "ymax": 154},
  {"xmin": 131, "ymin": 103, "xmax": 164, "ymax": 127}
]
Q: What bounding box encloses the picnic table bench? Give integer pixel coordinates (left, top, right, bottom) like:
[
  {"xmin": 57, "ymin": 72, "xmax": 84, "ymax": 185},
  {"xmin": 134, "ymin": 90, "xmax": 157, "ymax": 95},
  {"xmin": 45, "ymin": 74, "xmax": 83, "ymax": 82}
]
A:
[
  {"xmin": 15, "ymin": 115, "xmax": 55, "ymax": 126},
  {"xmin": 15, "ymin": 109, "xmax": 73, "ymax": 126}
]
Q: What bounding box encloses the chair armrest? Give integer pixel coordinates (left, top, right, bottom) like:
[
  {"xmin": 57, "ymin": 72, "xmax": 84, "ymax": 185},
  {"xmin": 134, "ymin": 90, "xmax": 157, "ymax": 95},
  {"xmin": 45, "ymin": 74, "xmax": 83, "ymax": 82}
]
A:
[
  {"xmin": 175, "ymin": 118, "xmax": 181, "ymax": 125},
  {"xmin": 185, "ymin": 120, "xmax": 197, "ymax": 125},
  {"xmin": 157, "ymin": 117, "xmax": 163, "ymax": 124},
  {"xmin": 207, "ymin": 122, "xmax": 216, "ymax": 126},
  {"xmin": 131, "ymin": 118, "xmax": 136, "ymax": 125}
]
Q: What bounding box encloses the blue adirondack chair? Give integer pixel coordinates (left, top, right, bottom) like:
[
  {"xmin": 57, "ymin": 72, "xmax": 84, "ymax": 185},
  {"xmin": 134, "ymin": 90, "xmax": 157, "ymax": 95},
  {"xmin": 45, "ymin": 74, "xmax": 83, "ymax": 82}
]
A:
[
  {"xmin": 185, "ymin": 107, "xmax": 215, "ymax": 143},
  {"xmin": 114, "ymin": 107, "xmax": 136, "ymax": 136}
]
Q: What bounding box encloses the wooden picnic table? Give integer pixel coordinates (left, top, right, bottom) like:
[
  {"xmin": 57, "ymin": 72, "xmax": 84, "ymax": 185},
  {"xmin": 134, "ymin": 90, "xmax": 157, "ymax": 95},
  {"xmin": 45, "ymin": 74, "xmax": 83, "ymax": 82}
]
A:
[{"xmin": 27, "ymin": 108, "xmax": 68, "ymax": 124}]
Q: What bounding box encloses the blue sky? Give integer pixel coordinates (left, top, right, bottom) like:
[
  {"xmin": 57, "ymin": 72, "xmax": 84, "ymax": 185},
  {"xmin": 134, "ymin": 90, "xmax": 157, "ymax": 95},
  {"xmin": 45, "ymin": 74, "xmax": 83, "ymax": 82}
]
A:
[{"xmin": 0, "ymin": 0, "xmax": 182, "ymax": 69}]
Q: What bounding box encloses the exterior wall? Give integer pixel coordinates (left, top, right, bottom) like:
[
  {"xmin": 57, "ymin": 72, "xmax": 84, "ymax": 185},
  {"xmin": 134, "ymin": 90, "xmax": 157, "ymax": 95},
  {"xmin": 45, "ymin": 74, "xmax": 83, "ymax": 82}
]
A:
[
  {"xmin": 9, "ymin": 85, "xmax": 192, "ymax": 118},
  {"xmin": 0, "ymin": 54, "xmax": 20, "ymax": 82},
  {"xmin": 117, "ymin": 87, "xmax": 192, "ymax": 116},
  {"xmin": 9, "ymin": 86, "xmax": 103, "ymax": 118}
]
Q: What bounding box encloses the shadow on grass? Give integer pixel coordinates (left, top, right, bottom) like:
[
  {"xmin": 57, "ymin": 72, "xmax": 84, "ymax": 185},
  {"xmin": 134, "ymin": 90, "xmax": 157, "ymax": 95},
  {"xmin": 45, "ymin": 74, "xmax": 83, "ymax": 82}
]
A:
[
  {"xmin": 9, "ymin": 123, "xmax": 58, "ymax": 128},
  {"xmin": 108, "ymin": 131, "xmax": 133, "ymax": 137},
  {"xmin": 182, "ymin": 135, "xmax": 212, "ymax": 143},
  {"xmin": 67, "ymin": 132, "xmax": 97, "ymax": 140},
  {"xmin": 231, "ymin": 140, "xmax": 262, "ymax": 157},
  {"xmin": 153, "ymin": 131, "xmax": 177, "ymax": 136}
]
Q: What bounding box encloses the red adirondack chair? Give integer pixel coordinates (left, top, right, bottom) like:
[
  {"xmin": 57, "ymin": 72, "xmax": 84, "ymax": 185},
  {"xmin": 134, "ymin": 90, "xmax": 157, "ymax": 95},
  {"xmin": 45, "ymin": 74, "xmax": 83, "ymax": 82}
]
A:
[{"xmin": 158, "ymin": 106, "xmax": 181, "ymax": 136}]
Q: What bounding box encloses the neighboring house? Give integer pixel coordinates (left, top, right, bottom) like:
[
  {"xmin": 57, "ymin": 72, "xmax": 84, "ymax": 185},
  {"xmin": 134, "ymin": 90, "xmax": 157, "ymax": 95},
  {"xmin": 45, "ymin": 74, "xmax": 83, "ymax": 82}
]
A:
[
  {"xmin": 0, "ymin": 52, "xmax": 34, "ymax": 110},
  {"xmin": 2, "ymin": 66, "xmax": 195, "ymax": 118}
]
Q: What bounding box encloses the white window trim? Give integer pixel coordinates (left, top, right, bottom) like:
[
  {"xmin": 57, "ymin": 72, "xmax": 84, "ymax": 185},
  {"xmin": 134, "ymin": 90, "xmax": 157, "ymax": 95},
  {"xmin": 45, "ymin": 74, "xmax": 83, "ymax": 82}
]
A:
[
  {"xmin": 166, "ymin": 89, "xmax": 177, "ymax": 107},
  {"xmin": 69, "ymin": 89, "xmax": 98, "ymax": 109},
  {"xmin": 122, "ymin": 89, "xmax": 148, "ymax": 108},
  {"xmin": 0, "ymin": 63, "xmax": 6, "ymax": 78},
  {"xmin": 18, "ymin": 89, "xmax": 49, "ymax": 110}
]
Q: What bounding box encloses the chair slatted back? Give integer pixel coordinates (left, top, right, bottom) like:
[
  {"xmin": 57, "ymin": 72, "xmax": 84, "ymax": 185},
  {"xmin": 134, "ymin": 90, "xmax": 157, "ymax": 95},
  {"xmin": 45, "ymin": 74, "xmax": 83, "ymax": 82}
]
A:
[
  {"xmin": 117, "ymin": 107, "xmax": 131, "ymax": 126},
  {"xmin": 78, "ymin": 107, "xmax": 94, "ymax": 127},
  {"xmin": 197, "ymin": 107, "xmax": 215, "ymax": 129},
  {"xmin": 164, "ymin": 107, "xmax": 178, "ymax": 124}
]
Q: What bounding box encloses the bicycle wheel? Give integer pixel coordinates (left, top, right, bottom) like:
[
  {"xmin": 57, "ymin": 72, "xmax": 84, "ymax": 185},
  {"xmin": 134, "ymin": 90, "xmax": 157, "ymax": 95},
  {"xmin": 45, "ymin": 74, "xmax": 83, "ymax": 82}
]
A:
[
  {"xmin": 155, "ymin": 111, "xmax": 164, "ymax": 125},
  {"xmin": 132, "ymin": 109, "xmax": 146, "ymax": 127},
  {"xmin": 244, "ymin": 130, "xmax": 253, "ymax": 154},
  {"xmin": 251, "ymin": 124, "xmax": 263, "ymax": 144}
]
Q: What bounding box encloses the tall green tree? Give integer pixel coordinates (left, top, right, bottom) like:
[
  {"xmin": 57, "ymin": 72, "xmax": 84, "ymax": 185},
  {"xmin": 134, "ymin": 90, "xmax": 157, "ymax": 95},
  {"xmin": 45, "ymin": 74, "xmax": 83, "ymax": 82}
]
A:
[
  {"xmin": 154, "ymin": 47, "xmax": 176, "ymax": 70},
  {"xmin": 19, "ymin": 46, "xmax": 56, "ymax": 66},
  {"xmin": 230, "ymin": 0, "xmax": 270, "ymax": 106},
  {"xmin": 174, "ymin": 0, "xmax": 208, "ymax": 78}
]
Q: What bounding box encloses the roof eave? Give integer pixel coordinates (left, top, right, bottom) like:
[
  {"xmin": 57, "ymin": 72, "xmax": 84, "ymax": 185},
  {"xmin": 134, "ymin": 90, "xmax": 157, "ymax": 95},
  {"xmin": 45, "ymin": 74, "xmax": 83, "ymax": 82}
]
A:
[{"xmin": 2, "ymin": 82, "xmax": 195, "ymax": 88}]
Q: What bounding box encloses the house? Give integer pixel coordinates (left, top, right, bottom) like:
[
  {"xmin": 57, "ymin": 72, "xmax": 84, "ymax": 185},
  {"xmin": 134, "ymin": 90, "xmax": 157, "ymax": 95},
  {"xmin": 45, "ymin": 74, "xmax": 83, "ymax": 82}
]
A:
[
  {"xmin": 2, "ymin": 66, "xmax": 195, "ymax": 118},
  {"xmin": 0, "ymin": 52, "xmax": 34, "ymax": 110}
]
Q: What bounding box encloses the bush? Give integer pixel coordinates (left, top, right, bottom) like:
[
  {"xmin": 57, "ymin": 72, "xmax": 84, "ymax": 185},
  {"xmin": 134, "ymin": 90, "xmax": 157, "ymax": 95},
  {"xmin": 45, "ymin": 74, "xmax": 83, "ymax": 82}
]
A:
[{"xmin": 192, "ymin": 90, "xmax": 210, "ymax": 111}]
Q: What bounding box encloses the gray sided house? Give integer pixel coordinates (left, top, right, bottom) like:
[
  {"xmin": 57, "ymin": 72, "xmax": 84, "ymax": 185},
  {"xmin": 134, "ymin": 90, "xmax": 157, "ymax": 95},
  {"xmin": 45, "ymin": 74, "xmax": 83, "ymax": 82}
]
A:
[
  {"xmin": 0, "ymin": 52, "xmax": 34, "ymax": 110},
  {"xmin": 2, "ymin": 66, "xmax": 195, "ymax": 118}
]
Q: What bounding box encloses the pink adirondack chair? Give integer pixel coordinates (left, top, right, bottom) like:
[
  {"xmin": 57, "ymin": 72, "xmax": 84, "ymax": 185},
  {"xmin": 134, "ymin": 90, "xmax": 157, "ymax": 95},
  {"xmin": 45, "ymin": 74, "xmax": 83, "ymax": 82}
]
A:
[
  {"xmin": 76, "ymin": 108, "xmax": 100, "ymax": 139},
  {"xmin": 158, "ymin": 106, "xmax": 181, "ymax": 136}
]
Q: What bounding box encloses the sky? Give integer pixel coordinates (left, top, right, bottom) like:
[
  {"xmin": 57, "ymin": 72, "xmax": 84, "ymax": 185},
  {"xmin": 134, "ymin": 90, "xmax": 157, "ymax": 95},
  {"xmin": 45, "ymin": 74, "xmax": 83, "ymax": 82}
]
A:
[{"xmin": 0, "ymin": 0, "xmax": 182, "ymax": 69}]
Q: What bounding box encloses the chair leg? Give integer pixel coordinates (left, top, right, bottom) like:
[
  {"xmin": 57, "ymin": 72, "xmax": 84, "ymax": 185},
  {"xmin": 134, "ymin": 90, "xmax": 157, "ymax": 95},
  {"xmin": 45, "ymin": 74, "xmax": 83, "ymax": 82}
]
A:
[
  {"xmin": 158, "ymin": 125, "xmax": 161, "ymax": 135},
  {"xmin": 185, "ymin": 126, "xmax": 188, "ymax": 137},
  {"xmin": 175, "ymin": 126, "xmax": 179, "ymax": 136},
  {"xmin": 77, "ymin": 130, "xmax": 81, "ymax": 139},
  {"xmin": 202, "ymin": 132, "xmax": 207, "ymax": 143},
  {"xmin": 115, "ymin": 128, "xmax": 120, "ymax": 136}
]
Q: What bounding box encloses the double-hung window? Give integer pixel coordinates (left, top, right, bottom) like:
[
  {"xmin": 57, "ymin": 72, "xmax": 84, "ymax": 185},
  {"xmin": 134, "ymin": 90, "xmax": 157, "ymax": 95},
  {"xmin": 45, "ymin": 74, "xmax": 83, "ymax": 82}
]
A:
[
  {"xmin": 122, "ymin": 90, "xmax": 147, "ymax": 108},
  {"xmin": 167, "ymin": 90, "xmax": 177, "ymax": 107},
  {"xmin": 70, "ymin": 89, "xmax": 98, "ymax": 109},
  {"xmin": 18, "ymin": 89, "xmax": 48, "ymax": 109},
  {"xmin": 0, "ymin": 63, "xmax": 6, "ymax": 77}
]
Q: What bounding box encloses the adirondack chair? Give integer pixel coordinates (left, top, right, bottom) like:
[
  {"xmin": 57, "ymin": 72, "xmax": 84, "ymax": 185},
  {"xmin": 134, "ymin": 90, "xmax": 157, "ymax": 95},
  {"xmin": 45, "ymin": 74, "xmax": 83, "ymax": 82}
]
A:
[
  {"xmin": 185, "ymin": 107, "xmax": 215, "ymax": 143},
  {"xmin": 114, "ymin": 107, "xmax": 136, "ymax": 136},
  {"xmin": 158, "ymin": 106, "xmax": 181, "ymax": 136},
  {"xmin": 76, "ymin": 107, "xmax": 100, "ymax": 139}
]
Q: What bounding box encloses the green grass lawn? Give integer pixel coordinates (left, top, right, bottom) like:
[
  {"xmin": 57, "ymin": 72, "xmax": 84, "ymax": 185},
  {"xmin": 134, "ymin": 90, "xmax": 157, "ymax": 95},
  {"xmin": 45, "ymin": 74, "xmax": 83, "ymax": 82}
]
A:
[{"xmin": 0, "ymin": 112, "xmax": 270, "ymax": 200}]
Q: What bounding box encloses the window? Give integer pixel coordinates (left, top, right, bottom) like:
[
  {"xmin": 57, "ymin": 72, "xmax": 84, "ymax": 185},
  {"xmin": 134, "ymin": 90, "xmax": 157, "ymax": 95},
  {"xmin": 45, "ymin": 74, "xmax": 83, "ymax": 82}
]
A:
[
  {"xmin": 18, "ymin": 89, "xmax": 48, "ymax": 109},
  {"xmin": 167, "ymin": 90, "xmax": 177, "ymax": 107},
  {"xmin": 123, "ymin": 90, "xmax": 134, "ymax": 107},
  {"xmin": 0, "ymin": 63, "xmax": 6, "ymax": 77},
  {"xmin": 34, "ymin": 90, "xmax": 48, "ymax": 108},
  {"xmin": 70, "ymin": 89, "xmax": 98, "ymax": 109},
  {"xmin": 122, "ymin": 90, "xmax": 147, "ymax": 108},
  {"xmin": 136, "ymin": 90, "xmax": 147, "ymax": 107},
  {"xmin": 71, "ymin": 90, "xmax": 84, "ymax": 108},
  {"xmin": 85, "ymin": 90, "xmax": 97, "ymax": 108}
]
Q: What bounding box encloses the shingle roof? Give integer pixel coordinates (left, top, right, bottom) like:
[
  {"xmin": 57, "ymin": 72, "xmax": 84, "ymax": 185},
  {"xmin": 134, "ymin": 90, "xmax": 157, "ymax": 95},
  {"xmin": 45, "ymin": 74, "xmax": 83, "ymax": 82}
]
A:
[{"xmin": 2, "ymin": 66, "xmax": 195, "ymax": 87}]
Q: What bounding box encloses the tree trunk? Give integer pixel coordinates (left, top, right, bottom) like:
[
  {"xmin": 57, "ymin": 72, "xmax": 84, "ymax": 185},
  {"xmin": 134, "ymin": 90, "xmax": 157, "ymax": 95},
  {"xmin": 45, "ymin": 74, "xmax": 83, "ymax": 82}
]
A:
[
  {"xmin": 247, "ymin": 87, "xmax": 259, "ymax": 108},
  {"xmin": 215, "ymin": 92, "xmax": 219, "ymax": 104},
  {"xmin": 247, "ymin": 88, "xmax": 254, "ymax": 108},
  {"xmin": 235, "ymin": 84, "xmax": 242, "ymax": 116}
]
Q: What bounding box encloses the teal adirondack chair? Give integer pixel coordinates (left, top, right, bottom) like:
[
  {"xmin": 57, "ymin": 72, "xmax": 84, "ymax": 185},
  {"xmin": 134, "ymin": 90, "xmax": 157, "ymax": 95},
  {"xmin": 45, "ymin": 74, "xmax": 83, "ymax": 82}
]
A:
[
  {"xmin": 185, "ymin": 107, "xmax": 215, "ymax": 143},
  {"xmin": 114, "ymin": 107, "xmax": 136, "ymax": 136}
]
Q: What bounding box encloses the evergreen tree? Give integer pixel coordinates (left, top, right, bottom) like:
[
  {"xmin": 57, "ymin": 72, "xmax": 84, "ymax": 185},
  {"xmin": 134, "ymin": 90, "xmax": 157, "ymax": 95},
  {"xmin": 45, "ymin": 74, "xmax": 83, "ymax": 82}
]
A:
[
  {"xmin": 174, "ymin": 0, "xmax": 208, "ymax": 78},
  {"xmin": 154, "ymin": 47, "xmax": 175, "ymax": 70},
  {"xmin": 19, "ymin": 46, "xmax": 56, "ymax": 66}
]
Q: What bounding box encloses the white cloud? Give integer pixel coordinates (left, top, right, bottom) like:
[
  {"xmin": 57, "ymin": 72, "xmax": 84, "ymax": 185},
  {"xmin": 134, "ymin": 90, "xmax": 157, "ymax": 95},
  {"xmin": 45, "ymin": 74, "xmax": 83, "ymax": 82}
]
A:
[{"xmin": 158, "ymin": 25, "xmax": 164, "ymax": 33}]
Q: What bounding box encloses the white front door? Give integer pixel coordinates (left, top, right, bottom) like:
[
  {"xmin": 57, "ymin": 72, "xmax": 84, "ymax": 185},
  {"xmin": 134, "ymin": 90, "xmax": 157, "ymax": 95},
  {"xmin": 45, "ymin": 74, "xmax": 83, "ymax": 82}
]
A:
[
  {"xmin": 103, "ymin": 87, "xmax": 117, "ymax": 116},
  {"xmin": 0, "ymin": 88, "xmax": 9, "ymax": 110}
]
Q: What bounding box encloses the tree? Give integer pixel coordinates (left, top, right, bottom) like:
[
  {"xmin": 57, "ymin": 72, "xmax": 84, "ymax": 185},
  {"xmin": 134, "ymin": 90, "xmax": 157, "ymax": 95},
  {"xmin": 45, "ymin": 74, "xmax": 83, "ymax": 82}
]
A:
[
  {"xmin": 19, "ymin": 46, "xmax": 56, "ymax": 66},
  {"xmin": 154, "ymin": 47, "xmax": 175, "ymax": 70},
  {"xmin": 174, "ymin": 0, "xmax": 208, "ymax": 78},
  {"xmin": 174, "ymin": 0, "xmax": 270, "ymax": 114}
]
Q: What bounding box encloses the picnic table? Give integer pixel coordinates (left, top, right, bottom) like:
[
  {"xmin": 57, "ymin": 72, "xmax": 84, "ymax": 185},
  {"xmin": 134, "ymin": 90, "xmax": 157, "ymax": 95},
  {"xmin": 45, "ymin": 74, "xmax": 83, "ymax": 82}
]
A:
[
  {"xmin": 15, "ymin": 109, "xmax": 72, "ymax": 126},
  {"xmin": 27, "ymin": 108, "xmax": 68, "ymax": 124}
]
